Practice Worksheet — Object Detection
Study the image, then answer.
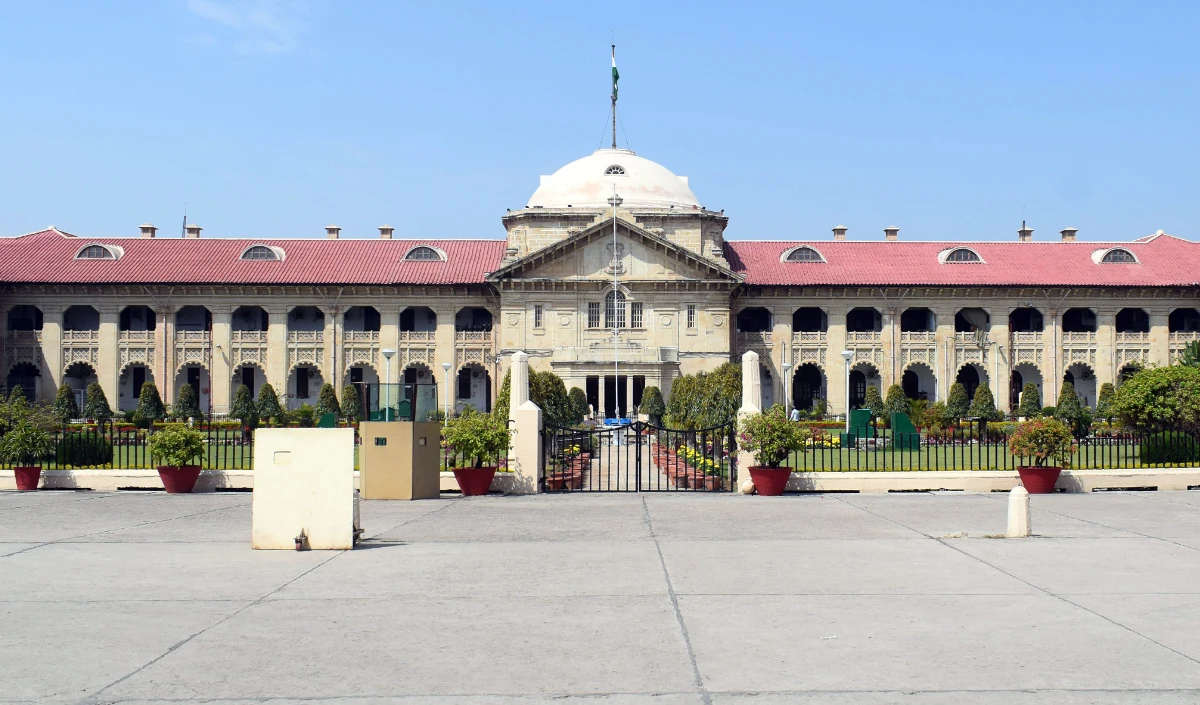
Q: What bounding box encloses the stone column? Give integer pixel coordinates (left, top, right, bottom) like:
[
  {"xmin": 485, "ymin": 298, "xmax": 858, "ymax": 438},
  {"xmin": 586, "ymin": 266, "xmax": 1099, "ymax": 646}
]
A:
[
  {"xmin": 1044, "ymin": 310, "xmax": 1061, "ymax": 407},
  {"xmin": 435, "ymin": 305, "xmax": 456, "ymax": 388},
  {"xmin": 881, "ymin": 308, "xmax": 898, "ymax": 390},
  {"xmin": 161, "ymin": 308, "xmax": 175, "ymax": 404},
  {"xmin": 266, "ymin": 306, "xmax": 289, "ymax": 398},
  {"xmin": 1095, "ymin": 308, "xmax": 1116, "ymax": 393},
  {"xmin": 41, "ymin": 305, "xmax": 63, "ymax": 395},
  {"xmin": 97, "ymin": 308, "xmax": 120, "ymax": 407},
  {"xmin": 827, "ymin": 315, "xmax": 848, "ymax": 415},
  {"xmin": 379, "ymin": 306, "xmax": 401, "ymax": 386},
  {"xmin": 991, "ymin": 317, "xmax": 1011, "ymax": 413},
  {"xmin": 507, "ymin": 351, "xmax": 541, "ymax": 494},
  {"xmin": 211, "ymin": 310, "xmax": 233, "ymax": 414},
  {"xmin": 1149, "ymin": 309, "xmax": 1171, "ymax": 368}
]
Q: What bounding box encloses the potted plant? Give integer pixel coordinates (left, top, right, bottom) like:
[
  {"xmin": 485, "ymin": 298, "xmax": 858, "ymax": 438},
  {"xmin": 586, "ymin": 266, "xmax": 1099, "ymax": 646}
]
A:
[
  {"xmin": 0, "ymin": 419, "xmax": 55, "ymax": 490},
  {"xmin": 1008, "ymin": 417, "xmax": 1075, "ymax": 493},
  {"xmin": 442, "ymin": 409, "xmax": 510, "ymax": 496},
  {"xmin": 738, "ymin": 404, "xmax": 810, "ymax": 496},
  {"xmin": 148, "ymin": 425, "xmax": 206, "ymax": 493}
]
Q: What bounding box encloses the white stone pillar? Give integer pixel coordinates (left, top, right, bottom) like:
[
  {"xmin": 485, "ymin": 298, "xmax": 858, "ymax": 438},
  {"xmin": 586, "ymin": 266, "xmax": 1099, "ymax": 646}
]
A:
[
  {"xmin": 507, "ymin": 351, "xmax": 540, "ymax": 494},
  {"xmin": 738, "ymin": 351, "xmax": 762, "ymax": 480},
  {"xmin": 1007, "ymin": 486, "xmax": 1031, "ymax": 537}
]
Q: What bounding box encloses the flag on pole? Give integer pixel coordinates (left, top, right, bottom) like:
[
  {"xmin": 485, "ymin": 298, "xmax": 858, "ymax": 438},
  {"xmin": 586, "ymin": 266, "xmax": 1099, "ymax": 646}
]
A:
[{"xmin": 611, "ymin": 46, "xmax": 619, "ymax": 100}]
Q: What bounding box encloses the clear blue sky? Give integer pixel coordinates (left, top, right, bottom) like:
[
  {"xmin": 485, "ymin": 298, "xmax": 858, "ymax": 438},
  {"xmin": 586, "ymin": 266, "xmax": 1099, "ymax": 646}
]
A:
[{"xmin": 2, "ymin": 1, "xmax": 1197, "ymax": 243}]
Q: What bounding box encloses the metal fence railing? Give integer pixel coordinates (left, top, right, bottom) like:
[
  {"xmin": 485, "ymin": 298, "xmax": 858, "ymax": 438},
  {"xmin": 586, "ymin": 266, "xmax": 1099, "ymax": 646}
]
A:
[
  {"xmin": 788, "ymin": 421, "xmax": 1200, "ymax": 472},
  {"xmin": 0, "ymin": 428, "xmax": 254, "ymax": 471}
]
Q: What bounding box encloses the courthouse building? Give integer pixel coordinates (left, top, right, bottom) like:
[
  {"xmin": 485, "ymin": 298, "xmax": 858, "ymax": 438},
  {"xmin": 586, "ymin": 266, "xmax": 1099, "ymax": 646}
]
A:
[{"xmin": 2, "ymin": 146, "xmax": 1199, "ymax": 418}]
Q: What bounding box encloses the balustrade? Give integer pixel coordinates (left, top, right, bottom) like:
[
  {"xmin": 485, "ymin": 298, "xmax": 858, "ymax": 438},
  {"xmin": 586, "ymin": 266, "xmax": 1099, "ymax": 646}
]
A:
[
  {"xmin": 1011, "ymin": 331, "xmax": 1043, "ymax": 344},
  {"xmin": 736, "ymin": 331, "xmax": 772, "ymax": 346},
  {"xmin": 62, "ymin": 330, "xmax": 99, "ymax": 343},
  {"xmin": 6, "ymin": 330, "xmax": 42, "ymax": 344},
  {"xmin": 791, "ymin": 331, "xmax": 827, "ymax": 343},
  {"xmin": 232, "ymin": 331, "xmax": 268, "ymax": 344},
  {"xmin": 455, "ymin": 330, "xmax": 493, "ymax": 343},
  {"xmin": 175, "ymin": 330, "xmax": 211, "ymax": 343},
  {"xmin": 1062, "ymin": 331, "xmax": 1097, "ymax": 343},
  {"xmin": 343, "ymin": 330, "xmax": 380, "ymax": 343},
  {"xmin": 287, "ymin": 330, "xmax": 324, "ymax": 343},
  {"xmin": 845, "ymin": 331, "xmax": 881, "ymax": 343},
  {"xmin": 399, "ymin": 330, "xmax": 435, "ymax": 342},
  {"xmin": 1116, "ymin": 331, "xmax": 1149, "ymax": 344},
  {"xmin": 900, "ymin": 331, "xmax": 934, "ymax": 343}
]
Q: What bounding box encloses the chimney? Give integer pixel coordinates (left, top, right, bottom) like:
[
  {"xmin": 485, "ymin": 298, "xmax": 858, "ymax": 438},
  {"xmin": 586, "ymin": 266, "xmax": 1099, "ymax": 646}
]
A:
[
  {"xmin": 1018, "ymin": 222, "xmax": 1034, "ymax": 242},
  {"xmin": 378, "ymin": 225, "xmax": 394, "ymax": 240},
  {"xmin": 326, "ymin": 225, "xmax": 341, "ymax": 239},
  {"xmin": 884, "ymin": 226, "xmax": 900, "ymax": 241},
  {"xmin": 139, "ymin": 224, "xmax": 157, "ymax": 239},
  {"xmin": 832, "ymin": 225, "xmax": 848, "ymax": 241},
  {"xmin": 184, "ymin": 224, "xmax": 202, "ymax": 239},
  {"xmin": 1060, "ymin": 227, "xmax": 1078, "ymax": 242}
]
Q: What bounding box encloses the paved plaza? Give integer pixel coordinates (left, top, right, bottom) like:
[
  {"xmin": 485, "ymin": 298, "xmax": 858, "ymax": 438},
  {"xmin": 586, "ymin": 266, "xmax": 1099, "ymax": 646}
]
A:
[{"xmin": 3, "ymin": 488, "xmax": 1200, "ymax": 704}]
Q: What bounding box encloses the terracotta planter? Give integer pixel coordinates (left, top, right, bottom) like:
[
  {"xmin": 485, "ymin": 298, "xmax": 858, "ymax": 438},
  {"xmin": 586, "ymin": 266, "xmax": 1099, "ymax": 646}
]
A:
[
  {"xmin": 13, "ymin": 466, "xmax": 41, "ymax": 491},
  {"xmin": 453, "ymin": 466, "xmax": 497, "ymax": 496},
  {"xmin": 1017, "ymin": 466, "xmax": 1062, "ymax": 494},
  {"xmin": 157, "ymin": 465, "xmax": 202, "ymax": 494},
  {"xmin": 703, "ymin": 475, "xmax": 722, "ymax": 491},
  {"xmin": 748, "ymin": 466, "xmax": 792, "ymax": 496}
]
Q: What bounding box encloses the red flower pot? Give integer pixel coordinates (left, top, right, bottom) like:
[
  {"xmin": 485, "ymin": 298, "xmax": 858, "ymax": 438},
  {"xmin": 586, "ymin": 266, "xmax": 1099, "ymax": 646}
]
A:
[
  {"xmin": 13, "ymin": 466, "xmax": 41, "ymax": 491},
  {"xmin": 1017, "ymin": 466, "xmax": 1062, "ymax": 494},
  {"xmin": 157, "ymin": 465, "xmax": 202, "ymax": 494},
  {"xmin": 748, "ymin": 467, "xmax": 792, "ymax": 496},
  {"xmin": 453, "ymin": 467, "xmax": 497, "ymax": 496}
]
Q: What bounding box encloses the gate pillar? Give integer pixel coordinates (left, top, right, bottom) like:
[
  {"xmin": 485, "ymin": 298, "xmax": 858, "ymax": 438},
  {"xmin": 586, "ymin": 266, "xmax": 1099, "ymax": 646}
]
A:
[
  {"xmin": 738, "ymin": 351, "xmax": 763, "ymax": 478},
  {"xmin": 508, "ymin": 351, "xmax": 541, "ymax": 494}
]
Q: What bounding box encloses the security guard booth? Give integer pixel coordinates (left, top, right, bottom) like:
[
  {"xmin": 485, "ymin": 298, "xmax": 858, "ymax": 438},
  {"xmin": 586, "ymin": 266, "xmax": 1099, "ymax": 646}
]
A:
[{"xmin": 358, "ymin": 421, "xmax": 441, "ymax": 500}]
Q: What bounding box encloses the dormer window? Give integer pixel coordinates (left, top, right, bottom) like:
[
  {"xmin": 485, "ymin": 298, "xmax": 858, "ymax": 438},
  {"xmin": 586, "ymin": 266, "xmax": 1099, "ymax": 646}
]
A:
[
  {"xmin": 942, "ymin": 248, "xmax": 983, "ymax": 263},
  {"xmin": 1100, "ymin": 248, "xmax": 1137, "ymax": 264},
  {"xmin": 240, "ymin": 245, "xmax": 283, "ymax": 261},
  {"xmin": 75, "ymin": 244, "xmax": 120, "ymax": 260},
  {"xmin": 783, "ymin": 246, "xmax": 825, "ymax": 263},
  {"xmin": 404, "ymin": 245, "xmax": 445, "ymax": 262},
  {"xmin": 604, "ymin": 165, "xmax": 626, "ymax": 175}
]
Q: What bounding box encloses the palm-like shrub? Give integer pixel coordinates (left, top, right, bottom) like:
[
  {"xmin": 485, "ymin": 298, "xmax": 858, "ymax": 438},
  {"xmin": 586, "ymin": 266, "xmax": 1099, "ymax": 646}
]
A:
[
  {"xmin": 738, "ymin": 404, "xmax": 810, "ymax": 468},
  {"xmin": 0, "ymin": 420, "xmax": 54, "ymax": 467}
]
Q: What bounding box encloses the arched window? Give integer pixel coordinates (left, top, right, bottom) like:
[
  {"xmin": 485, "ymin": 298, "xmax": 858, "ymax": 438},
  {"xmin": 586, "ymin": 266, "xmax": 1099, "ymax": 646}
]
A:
[
  {"xmin": 944, "ymin": 248, "xmax": 982, "ymax": 263},
  {"xmin": 405, "ymin": 246, "xmax": 444, "ymax": 261},
  {"xmin": 604, "ymin": 165, "xmax": 626, "ymax": 175},
  {"xmin": 76, "ymin": 244, "xmax": 117, "ymax": 260},
  {"xmin": 604, "ymin": 290, "xmax": 626, "ymax": 328},
  {"xmin": 240, "ymin": 245, "xmax": 281, "ymax": 261},
  {"xmin": 784, "ymin": 246, "xmax": 825, "ymax": 263},
  {"xmin": 1101, "ymin": 248, "xmax": 1137, "ymax": 264}
]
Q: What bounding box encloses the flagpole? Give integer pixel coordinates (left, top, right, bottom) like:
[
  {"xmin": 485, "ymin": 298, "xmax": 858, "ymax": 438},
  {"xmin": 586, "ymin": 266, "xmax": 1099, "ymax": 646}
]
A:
[{"xmin": 611, "ymin": 44, "xmax": 617, "ymax": 149}]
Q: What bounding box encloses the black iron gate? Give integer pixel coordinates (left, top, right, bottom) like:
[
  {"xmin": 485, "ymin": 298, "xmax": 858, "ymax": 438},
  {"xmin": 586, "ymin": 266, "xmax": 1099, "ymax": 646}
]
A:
[{"xmin": 542, "ymin": 421, "xmax": 737, "ymax": 492}]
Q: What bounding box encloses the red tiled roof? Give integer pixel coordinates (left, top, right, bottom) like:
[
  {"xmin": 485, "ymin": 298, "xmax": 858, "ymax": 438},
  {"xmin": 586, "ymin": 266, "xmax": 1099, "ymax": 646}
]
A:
[
  {"xmin": 0, "ymin": 229, "xmax": 506, "ymax": 286},
  {"xmin": 725, "ymin": 234, "xmax": 1200, "ymax": 288}
]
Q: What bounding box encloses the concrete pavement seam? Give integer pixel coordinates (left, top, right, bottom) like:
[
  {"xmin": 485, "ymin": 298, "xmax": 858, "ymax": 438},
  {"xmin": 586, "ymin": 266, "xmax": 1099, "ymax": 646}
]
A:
[
  {"xmin": 641, "ymin": 495, "xmax": 710, "ymax": 705},
  {"xmin": 932, "ymin": 535, "xmax": 1200, "ymax": 670}
]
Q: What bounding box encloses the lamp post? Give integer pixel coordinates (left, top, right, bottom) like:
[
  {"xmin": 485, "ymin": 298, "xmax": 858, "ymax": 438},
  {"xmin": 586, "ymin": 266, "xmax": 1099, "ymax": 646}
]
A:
[
  {"xmin": 441, "ymin": 362, "xmax": 452, "ymax": 427},
  {"xmin": 381, "ymin": 349, "xmax": 396, "ymax": 421},
  {"xmin": 840, "ymin": 350, "xmax": 854, "ymax": 433},
  {"xmin": 782, "ymin": 361, "xmax": 793, "ymax": 417}
]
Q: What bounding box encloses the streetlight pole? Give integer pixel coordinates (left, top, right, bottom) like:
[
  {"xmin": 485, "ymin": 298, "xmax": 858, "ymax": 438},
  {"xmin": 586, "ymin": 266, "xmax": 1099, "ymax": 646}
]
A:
[
  {"xmin": 381, "ymin": 349, "xmax": 396, "ymax": 421},
  {"xmin": 782, "ymin": 362, "xmax": 793, "ymax": 417},
  {"xmin": 441, "ymin": 362, "xmax": 452, "ymax": 427},
  {"xmin": 841, "ymin": 350, "xmax": 854, "ymax": 433}
]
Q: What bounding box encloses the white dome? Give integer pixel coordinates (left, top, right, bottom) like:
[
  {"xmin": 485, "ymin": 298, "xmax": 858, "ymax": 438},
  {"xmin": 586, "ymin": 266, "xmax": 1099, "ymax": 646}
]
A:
[{"xmin": 528, "ymin": 148, "xmax": 700, "ymax": 209}]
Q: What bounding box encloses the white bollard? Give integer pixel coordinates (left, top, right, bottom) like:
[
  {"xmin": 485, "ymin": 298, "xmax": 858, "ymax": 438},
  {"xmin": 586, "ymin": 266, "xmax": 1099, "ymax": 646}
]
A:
[{"xmin": 1007, "ymin": 485, "xmax": 1031, "ymax": 538}]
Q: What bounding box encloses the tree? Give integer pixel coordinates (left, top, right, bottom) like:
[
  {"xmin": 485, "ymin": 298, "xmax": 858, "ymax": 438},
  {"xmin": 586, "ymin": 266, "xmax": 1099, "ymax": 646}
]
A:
[
  {"xmin": 883, "ymin": 384, "xmax": 910, "ymax": 421},
  {"xmin": 567, "ymin": 386, "xmax": 588, "ymax": 424},
  {"xmin": 173, "ymin": 383, "xmax": 201, "ymax": 422},
  {"xmin": 494, "ymin": 369, "xmax": 512, "ymax": 421},
  {"xmin": 1054, "ymin": 381, "xmax": 1084, "ymax": 426},
  {"xmin": 946, "ymin": 383, "xmax": 970, "ymax": 419},
  {"xmin": 530, "ymin": 370, "xmax": 573, "ymax": 427},
  {"xmin": 967, "ymin": 384, "xmax": 1003, "ymax": 421},
  {"xmin": 1112, "ymin": 365, "xmax": 1200, "ymax": 435},
  {"xmin": 1095, "ymin": 382, "xmax": 1116, "ymax": 425},
  {"xmin": 256, "ymin": 383, "xmax": 283, "ymax": 426},
  {"xmin": 83, "ymin": 383, "xmax": 113, "ymax": 423},
  {"xmin": 341, "ymin": 384, "xmax": 363, "ymax": 422},
  {"xmin": 315, "ymin": 383, "xmax": 340, "ymax": 419},
  {"xmin": 863, "ymin": 385, "xmax": 885, "ymax": 420},
  {"xmin": 1018, "ymin": 382, "xmax": 1042, "ymax": 419},
  {"xmin": 231, "ymin": 384, "xmax": 259, "ymax": 429},
  {"xmin": 1180, "ymin": 340, "xmax": 1200, "ymax": 368},
  {"xmin": 641, "ymin": 385, "xmax": 665, "ymax": 425},
  {"xmin": 52, "ymin": 384, "xmax": 79, "ymax": 425}
]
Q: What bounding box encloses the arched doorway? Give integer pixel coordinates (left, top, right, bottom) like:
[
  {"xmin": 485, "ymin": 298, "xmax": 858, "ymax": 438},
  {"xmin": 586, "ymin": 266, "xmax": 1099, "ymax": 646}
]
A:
[
  {"xmin": 232, "ymin": 363, "xmax": 267, "ymax": 401},
  {"xmin": 955, "ymin": 364, "xmax": 988, "ymax": 402},
  {"xmin": 347, "ymin": 363, "xmax": 380, "ymax": 416},
  {"xmin": 456, "ymin": 363, "xmax": 492, "ymax": 413},
  {"xmin": 64, "ymin": 362, "xmax": 98, "ymax": 410},
  {"xmin": 119, "ymin": 363, "xmax": 156, "ymax": 412},
  {"xmin": 1011, "ymin": 363, "xmax": 1044, "ymax": 410},
  {"xmin": 848, "ymin": 363, "xmax": 880, "ymax": 409},
  {"xmin": 6, "ymin": 363, "xmax": 40, "ymax": 402},
  {"xmin": 1063, "ymin": 363, "xmax": 1097, "ymax": 408},
  {"xmin": 792, "ymin": 364, "xmax": 825, "ymax": 411},
  {"xmin": 902, "ymin": 363, "xmax": 936, "ymax": 402},
  {"xmin": 175, "ymin": 365, "xmax": 211, "ymax": 414},
  {"xmin": 287, "ymin": 364, "xmax": 323, "ymax": 409}
]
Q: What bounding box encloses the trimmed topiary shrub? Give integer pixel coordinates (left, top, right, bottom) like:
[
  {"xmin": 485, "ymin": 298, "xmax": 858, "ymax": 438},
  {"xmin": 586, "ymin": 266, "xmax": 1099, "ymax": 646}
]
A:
[
  {"xmin": 173, "ymin": 384, "xmax": 201, "ymax": 422},
  {"xmin": 341, "ymin": 384, "xmax": 363, "ymax": 422},
  {"xmin": 568, "ymin": 386, "xmax": 588, "ymax": 425},
  {"xmin": 864, "ymin": 385, "xmax": 885, "ymax": 420},
  {"xmin": 883, "ymin": 384, "xmax": 910, "ymax": 421},
  {"xmin": 640, "ymin": 385, "xmax": 665, "ymax": 425},
  {"xmin": 83, "ymin": 383, "xmax": 113, "ymax": 423},
  {"xmin": 968, "ymin": 384, "xmax": 1003, "ymax": 421},
  {"xmin": 52, "ymin": 384, "xmax": 79, "ymax": 425},
  {"xmin": 256, "ymin": 383, "xmax": 283, "ymax": 426},
  {"xmin": 946, "ymin": 383, "xmax": 970, "ymax": 420},
  {"xmin": 315, "ymin": 383, "xmax": 341, "ymax": 419},
  {"xmin": 1018, "ymin": 382, "xmax": 1042, "ymax": 419}
]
